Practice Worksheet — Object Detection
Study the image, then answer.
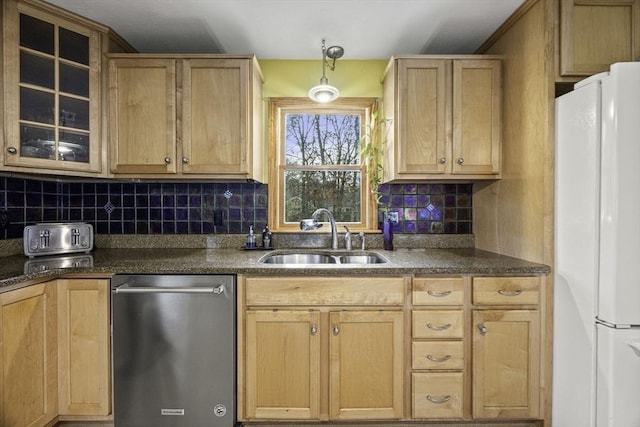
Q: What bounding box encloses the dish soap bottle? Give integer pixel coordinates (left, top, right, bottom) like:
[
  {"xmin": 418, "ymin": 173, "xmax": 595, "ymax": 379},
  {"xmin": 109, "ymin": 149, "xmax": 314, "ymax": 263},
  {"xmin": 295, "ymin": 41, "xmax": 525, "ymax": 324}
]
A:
[
  {"xmin": 262, "ymin": 225, "xmax": 273, "ymax": 249},
  {"xmin": 246, "ymin": 225, "xmax": 257, "ymax": 249}
]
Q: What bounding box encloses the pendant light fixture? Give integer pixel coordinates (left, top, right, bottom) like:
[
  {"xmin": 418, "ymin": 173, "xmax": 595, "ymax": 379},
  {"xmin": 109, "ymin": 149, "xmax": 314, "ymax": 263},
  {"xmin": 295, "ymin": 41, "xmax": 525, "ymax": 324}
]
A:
[{"xmin": 308, "ymin": 38, "xmax": 344, "ymax": 103}]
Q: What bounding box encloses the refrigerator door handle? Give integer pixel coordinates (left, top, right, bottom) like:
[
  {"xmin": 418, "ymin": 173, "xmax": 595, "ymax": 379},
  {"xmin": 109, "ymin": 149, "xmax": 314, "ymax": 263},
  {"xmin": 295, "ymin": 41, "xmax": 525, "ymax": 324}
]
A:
[{"xmin": 629, "ymin": 341, "xmax": 640, "ymax": 357}]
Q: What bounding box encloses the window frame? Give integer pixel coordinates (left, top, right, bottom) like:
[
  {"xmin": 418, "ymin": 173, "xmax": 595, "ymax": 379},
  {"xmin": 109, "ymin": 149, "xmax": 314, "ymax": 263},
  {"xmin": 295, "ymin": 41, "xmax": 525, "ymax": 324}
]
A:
[{"xmin": 268, "ymin": 97, "xmax": 379, "ymax": 232}]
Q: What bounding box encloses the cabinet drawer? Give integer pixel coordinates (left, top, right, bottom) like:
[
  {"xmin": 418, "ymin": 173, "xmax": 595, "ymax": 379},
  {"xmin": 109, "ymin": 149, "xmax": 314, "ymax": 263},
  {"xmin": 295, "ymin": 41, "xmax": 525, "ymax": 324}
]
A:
[
  {"xmin": 413, "ymin": 310, "xmax": 464, "ymax": 339},
  {"xmin": 245, "ymin": 276, "xmax": 405, "ymax": 306},
  {"xmin": 412, "ymin": 372, "xmax": 463, "ymax": 419},
  {"xmin": 413, "ymin": 277, "xmax": 464, "ymax": 306},
  {"xmin": 473, "ymin": 276, "xmax": 540, "ymax": 305},
  {"xmin": 412, "ymin": 341, "xmax": 464, "ymax": 370}
]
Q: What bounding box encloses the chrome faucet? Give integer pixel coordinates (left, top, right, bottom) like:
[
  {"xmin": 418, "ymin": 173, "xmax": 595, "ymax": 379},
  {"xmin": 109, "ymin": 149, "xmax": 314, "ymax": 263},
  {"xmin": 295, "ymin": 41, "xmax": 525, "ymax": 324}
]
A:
[
  {"xmin": 300, "ymin": 208, "xmax": 338, "ymax": 250},
  {"xmin": 344, "ymin": 226, "xmax": 352, "ymax": 251}
]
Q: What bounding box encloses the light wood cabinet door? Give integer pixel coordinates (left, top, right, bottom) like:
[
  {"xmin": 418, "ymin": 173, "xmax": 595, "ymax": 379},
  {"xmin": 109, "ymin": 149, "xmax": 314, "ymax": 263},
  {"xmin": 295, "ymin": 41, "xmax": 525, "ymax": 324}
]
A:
[
  {"xmin": 57, "ymin": 279, "xmax": 110, "ymax": 416},
  {"xmin": 383, "ymin": 56, "xmax": 501, "ymax": 181},
  {"xmin": 3, "ymin": 0, "xmax": 103, "ymax": 174},
  {"xmin": 452, "ymin": 59, "xmax": 501, "ymax": 175},
  {"xmin": 329, "ymin": 310, "xmax": 403, "ymax": 420},
  {"xmin": 109, "ymin": 57, "xmax": 177, "ymax": 174},
  {"xmin": 472, "ymin": 309, "xmax": 540, "ymax": 419},
  {"xmin": 182, "ymin": 58, "xmax": 247, "ymax": 175},
  {"xmin": 0, "ymin": 282, "xmax": 58, "ymax": 427},
  {"xmin": 560, "ymin": 0, "xmax": 640, "ymax": 77},
  {"xmin": 395, "ymin": 58, "xmax": 450, "ymax": 176},
  {"xmin": 245, "ymin": 310, "xmax": 321, "ymax": 420}
]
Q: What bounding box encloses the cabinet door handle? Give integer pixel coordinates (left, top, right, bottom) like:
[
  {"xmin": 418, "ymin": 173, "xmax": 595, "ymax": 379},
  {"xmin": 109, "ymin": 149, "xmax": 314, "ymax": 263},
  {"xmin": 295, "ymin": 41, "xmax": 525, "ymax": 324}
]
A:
[
  {"xmin": 478, "ymin": 323, "xmax": 487, "ymax": 335},
  {"xmin": 182, "ymin": 157, "xmax": 189, "ymax": 164},
  {"xmin": 498, "ymin": 289, "xmax": 522, "ymax": 296},
  {"xmin": 438, "ymin": 157, "xmax": 446, "ymax": 164},
  {"xmin": 456, "ymin": 158, "xmax": 464, "ymax": 165},
  {"xmin": 7, "ymin": 146, "xmax": 17, "ymax": 155},
  {"xmin": 164, "ymin": 157, "xmax": 172, "ymax": 164},
  {"xmin": 426, "ymin": 354, "xmax": 451, "ymax": 363},
  {"xmin": 333, "ymin": 325, "xmax": 340, "ymax": 336},
  {"xmin": 426, "ymin": 395, "xmax": 451, "ymax": 404},
  {"xmin": 427, "ymin": 290, "xmax": 451, "ymax": 297},
  {"xmin": 426, "ymin": 323, "xmax": 451, "ymax": 331},
  {"xmin": 310, "ymin": 325, "xmax": 318, "ymax": 336}
]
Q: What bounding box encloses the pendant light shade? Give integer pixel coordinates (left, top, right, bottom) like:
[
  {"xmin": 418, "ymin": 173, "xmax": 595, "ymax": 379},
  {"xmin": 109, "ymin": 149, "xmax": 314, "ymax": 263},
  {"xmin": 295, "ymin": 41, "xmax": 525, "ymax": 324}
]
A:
[{"xmin": 308, "ymin": 39, "xmax": 343, "ymax": 103}]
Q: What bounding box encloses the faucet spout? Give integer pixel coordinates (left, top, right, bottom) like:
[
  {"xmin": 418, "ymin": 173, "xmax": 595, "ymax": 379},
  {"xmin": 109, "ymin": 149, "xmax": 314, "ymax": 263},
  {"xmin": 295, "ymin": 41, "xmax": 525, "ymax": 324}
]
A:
[{"xmin": 300, "ymin": 208, "xmax": 338, "ymax": 250}]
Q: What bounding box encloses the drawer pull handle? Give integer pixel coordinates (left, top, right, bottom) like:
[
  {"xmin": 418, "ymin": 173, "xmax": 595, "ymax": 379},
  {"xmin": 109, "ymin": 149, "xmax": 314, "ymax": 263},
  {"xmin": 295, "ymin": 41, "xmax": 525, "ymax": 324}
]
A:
[
  {"xmin": 498, "ymin": 289, "xmax": 522, "ymax": 296},
  {"xmin": 426, "ymin": 354, "xmax": 451, "ymax": 363},
  {"xmin": 427, "ymin": 323, "xmax": 451, "ymax": 331},
  {"xmin": 426, "ymin": 395, "xmax": 451, "ymax": 404},
  {"xmin": 427, "ymin": 290, "xmax": 451, "ymax": 297}
]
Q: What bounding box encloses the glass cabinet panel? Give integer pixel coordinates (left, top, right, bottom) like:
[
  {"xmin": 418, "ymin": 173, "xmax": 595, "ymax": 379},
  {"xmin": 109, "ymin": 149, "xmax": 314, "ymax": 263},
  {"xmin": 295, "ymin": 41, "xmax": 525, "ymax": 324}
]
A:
[
  {"xmin": 59, "ymin": 96, "xmax": 89, "ymax": 130},
  {"xmin": 59, "ymin": 27, "xmax": 89, "ymax": 65},
  {"xmin": 20, "ymin": 87, "xmax": 55, "ymax": 124},
  {"xmin": 20, "ymin": 52, "xmax": 54, "ymax": 89},
  {"xmin": 59, "ymin": 63, "xmax": 89, "ymax": 97},
  {"xmin": 16, "ymin": 12, "xmax": 93, "ymax": 165},
  {"xmin": 20, "ymin": 14, "xmax": 54, "ymax": 54}
]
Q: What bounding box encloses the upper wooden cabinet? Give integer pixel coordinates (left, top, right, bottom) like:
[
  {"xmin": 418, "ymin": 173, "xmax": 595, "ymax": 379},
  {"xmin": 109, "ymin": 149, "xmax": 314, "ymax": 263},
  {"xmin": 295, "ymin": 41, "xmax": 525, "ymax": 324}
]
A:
[
  {"xmin": 382, "ymin": 56, "xmax": 502, "ymax": 181},
  {"xmin": 2, "ymin": 0, "xmax": 109, "ymax": 175},
  {"xmin": 108, "ymin": 54, "xmax": 264, "ymax": 181},
  {"xmin": 559, "ymin": 0, "xmax": 640, "ymax": 79}
]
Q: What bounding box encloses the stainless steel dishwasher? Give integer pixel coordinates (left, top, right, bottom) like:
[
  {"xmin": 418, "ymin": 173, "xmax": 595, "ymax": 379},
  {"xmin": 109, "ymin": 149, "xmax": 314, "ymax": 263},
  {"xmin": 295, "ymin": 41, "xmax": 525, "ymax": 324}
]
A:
[{"xmin": 111, "ymin": 274, "xmax": 235, "ymax": 427}]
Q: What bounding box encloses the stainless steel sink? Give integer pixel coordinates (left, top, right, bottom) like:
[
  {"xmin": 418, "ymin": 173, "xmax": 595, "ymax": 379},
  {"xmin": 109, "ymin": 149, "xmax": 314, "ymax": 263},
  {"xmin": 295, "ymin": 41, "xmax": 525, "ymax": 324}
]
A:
[
  {"xmin": 260, "ymin": 251, "xmax": 387, "ymax": 265},
  {"xmin": 261, "ymin": 253, "xmax": 337, "ymax": 264},
  {"xmin": 338, "ymin": 254, "xmax": 386, "ymax": 264}
]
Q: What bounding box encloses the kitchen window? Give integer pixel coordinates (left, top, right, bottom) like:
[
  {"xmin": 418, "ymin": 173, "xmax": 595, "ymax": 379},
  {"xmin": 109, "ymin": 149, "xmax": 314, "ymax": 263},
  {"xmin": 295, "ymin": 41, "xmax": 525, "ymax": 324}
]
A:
[{"xmin": 268, "ymin": 98, "xmax": 378, "ymax": 232}]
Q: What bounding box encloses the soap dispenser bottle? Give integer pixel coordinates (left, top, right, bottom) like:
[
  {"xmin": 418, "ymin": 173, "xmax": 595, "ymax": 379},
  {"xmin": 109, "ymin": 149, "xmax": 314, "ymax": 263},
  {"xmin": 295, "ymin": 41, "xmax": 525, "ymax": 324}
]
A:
[{"xmin": 246, "ymin": 225, "xmax": 257, "ymax": 249}]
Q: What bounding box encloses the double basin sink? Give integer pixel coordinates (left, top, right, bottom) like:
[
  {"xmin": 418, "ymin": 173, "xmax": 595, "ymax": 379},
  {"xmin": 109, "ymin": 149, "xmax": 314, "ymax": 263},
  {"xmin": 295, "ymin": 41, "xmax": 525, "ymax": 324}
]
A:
[{"xmin": 260, "ymin": 250, "xmax": 388, "ymax": 265}]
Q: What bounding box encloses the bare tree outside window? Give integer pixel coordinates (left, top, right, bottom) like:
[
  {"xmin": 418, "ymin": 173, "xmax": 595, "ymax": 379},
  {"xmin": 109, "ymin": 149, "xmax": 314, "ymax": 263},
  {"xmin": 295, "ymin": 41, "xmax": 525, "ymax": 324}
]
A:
[
  {"xmin": 284, "ymin": 113, "xmax": 361, "ymax": 223},
  {"xmin": 268, "ymin": 98, "xmax": 378, "ymax": 232}
]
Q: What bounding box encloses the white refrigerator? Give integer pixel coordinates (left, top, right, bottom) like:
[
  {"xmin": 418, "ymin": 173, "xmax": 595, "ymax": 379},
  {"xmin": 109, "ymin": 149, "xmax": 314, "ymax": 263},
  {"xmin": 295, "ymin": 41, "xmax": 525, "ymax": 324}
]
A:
[{"xmin": 554, "ymin": 62, "xmax": 640, "ymax": 427}]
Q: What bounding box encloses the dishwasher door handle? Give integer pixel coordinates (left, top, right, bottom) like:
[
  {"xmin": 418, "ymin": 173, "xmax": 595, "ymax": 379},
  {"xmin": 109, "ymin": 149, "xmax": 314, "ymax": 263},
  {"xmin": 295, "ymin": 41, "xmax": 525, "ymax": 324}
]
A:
[{"xmin": 115, "ymin": 284, "xmax": 226, "ymax": 294}]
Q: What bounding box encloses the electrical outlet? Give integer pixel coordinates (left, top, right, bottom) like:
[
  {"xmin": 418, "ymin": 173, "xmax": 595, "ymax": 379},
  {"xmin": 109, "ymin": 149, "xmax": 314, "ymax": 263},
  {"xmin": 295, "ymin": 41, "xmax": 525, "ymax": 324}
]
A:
[
  {"xmin": 0, "ymin": 210, "xmax": 9, "ymax": 230},
  {"xmin": 213, "ymin": 210, "xmax": 223, "ymax": 226},
  {"xmin": 387, "ymin": 211, "xmax": 399, "ymax": 224}
]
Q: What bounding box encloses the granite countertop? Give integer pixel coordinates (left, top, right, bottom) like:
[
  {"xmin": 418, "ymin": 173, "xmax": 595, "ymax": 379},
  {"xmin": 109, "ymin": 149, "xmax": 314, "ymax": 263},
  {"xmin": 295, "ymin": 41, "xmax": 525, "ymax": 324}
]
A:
[{"xmin": 0, "ymin": 246, "xmax": 550, "ymax": 292}]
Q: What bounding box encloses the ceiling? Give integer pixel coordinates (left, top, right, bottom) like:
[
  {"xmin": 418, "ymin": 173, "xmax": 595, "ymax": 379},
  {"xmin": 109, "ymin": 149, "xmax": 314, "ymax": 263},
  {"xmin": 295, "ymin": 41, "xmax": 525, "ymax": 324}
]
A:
[{"xmin": 44, "ymin": 0, "xmax": 525, "ymax": 59}]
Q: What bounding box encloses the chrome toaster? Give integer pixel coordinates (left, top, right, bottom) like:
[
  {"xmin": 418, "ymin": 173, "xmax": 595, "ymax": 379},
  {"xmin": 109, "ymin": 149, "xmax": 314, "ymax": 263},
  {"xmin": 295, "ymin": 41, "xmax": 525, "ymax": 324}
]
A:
[{"xmin": 24, "ymin": 222, "xmax": 94, "ymax": 257}]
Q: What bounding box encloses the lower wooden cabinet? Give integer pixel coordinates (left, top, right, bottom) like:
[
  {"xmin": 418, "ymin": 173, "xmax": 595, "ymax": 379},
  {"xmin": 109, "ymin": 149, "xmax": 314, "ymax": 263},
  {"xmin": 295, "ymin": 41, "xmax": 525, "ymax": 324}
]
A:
[
  {"xmin": 0, "ymin": 278, "xmax": 111, "ymax": 427},
  {"xmin": 241, "ymin": 276, "xmax": 405, "ymax": 421},
  {"xmin": 0, "ymin": 282, "xmax": 58, "ymax": 427},
  {"xmin": 244, "ymin": 308, "xmax": 404, "ymax": 421},
  {"xmin": 412, "ymin": 372, "xmax": 463, "ymax": 419},
  {"xmin": 57, "ymin": 279, "xmax": 111, "ymax": 416}
]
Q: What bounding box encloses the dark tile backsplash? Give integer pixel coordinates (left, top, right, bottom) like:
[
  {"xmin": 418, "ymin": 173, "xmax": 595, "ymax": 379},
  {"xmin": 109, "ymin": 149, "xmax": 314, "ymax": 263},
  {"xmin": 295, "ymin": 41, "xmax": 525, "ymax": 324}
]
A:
[{"xmin": 0, "ymin": 177, "xmax": 472, "ymax": 239}]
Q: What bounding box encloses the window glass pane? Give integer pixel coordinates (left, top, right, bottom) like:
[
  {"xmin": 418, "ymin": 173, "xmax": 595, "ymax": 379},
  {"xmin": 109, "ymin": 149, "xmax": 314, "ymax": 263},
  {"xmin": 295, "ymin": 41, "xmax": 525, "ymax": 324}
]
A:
[
  {"xmin": 20, "ymin": 14, "xmax": 54, "ymax": 54},
  {"xmin": 59, "ymin": 130, "xmax": 90, "ymax": 163},
  {"xmin": 284, "ymin": 170, "xmax": 361, "ymax": 223},
  {"xmin": 20, "ymin": 87, "xmax": 55, "ymax": 124},
  {"xmin": 285, "ymin": 113, "xmax": 361, "ymax": 166},
  {"xmin": 59, "ymin": 27, "xmax": 89, "ymax": 65},
  {"xmin": 20, "ymin": 51, "xmax": 55, "ymax": 89},
  {"xmin": 60, "ymin": 62, "xmax": 89, "ymax": 97},
  {"xmin": 20, "ymin": 124, "xmax": 56, "ymax": 159},
  {"xmin": 59, "ymin": 96, "xmax": 89, "ymax": 130}
]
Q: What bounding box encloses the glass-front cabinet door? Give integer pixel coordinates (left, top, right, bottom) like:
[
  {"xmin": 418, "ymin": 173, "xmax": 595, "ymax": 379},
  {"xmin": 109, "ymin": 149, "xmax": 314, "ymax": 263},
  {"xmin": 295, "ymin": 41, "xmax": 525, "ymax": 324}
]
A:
[{"xmin": 3, "ymin": 1, "xmax": 102, "ymax": 173}]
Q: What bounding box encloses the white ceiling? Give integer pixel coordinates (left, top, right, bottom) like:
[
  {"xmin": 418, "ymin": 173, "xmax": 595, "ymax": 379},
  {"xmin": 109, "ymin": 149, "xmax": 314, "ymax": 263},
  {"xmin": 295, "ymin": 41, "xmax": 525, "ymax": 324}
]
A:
[{"xmin": 45, "ymin": 0, "xmax": 525, "ymax": 59}]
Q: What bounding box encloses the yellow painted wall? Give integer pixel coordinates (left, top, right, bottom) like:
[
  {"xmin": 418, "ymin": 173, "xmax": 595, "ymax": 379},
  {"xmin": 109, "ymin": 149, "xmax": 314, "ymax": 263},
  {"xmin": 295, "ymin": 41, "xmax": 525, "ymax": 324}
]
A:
[{"xmin": 258, "ymin": 59, "xmax": 388, "ymax": 98}]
